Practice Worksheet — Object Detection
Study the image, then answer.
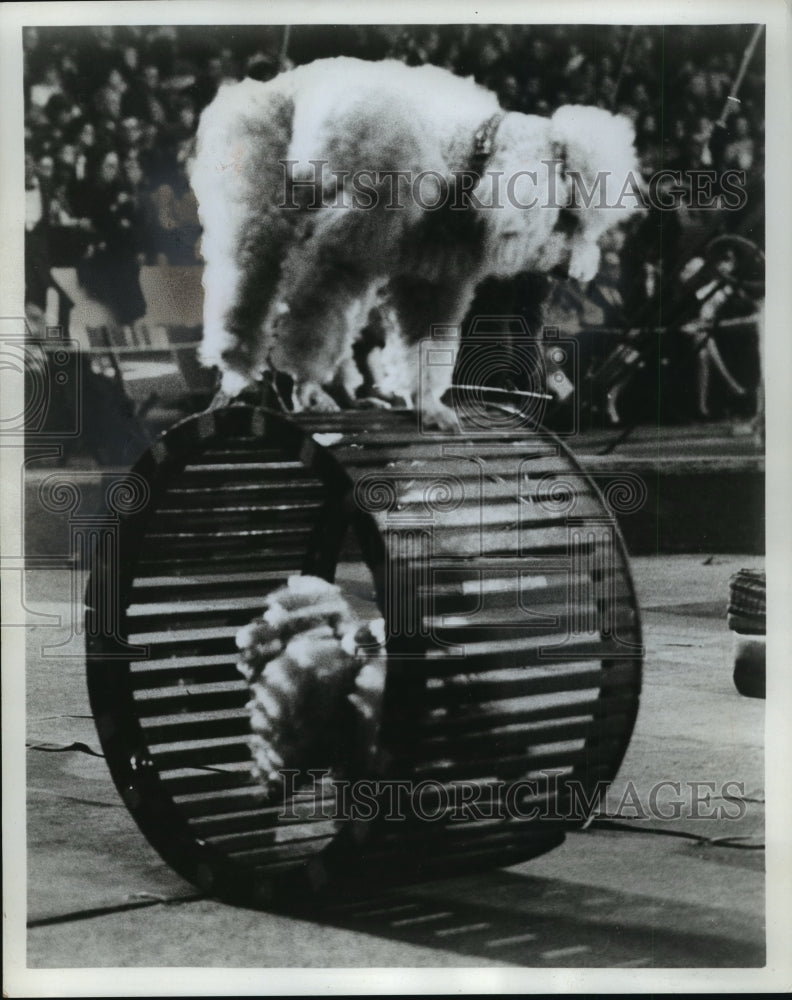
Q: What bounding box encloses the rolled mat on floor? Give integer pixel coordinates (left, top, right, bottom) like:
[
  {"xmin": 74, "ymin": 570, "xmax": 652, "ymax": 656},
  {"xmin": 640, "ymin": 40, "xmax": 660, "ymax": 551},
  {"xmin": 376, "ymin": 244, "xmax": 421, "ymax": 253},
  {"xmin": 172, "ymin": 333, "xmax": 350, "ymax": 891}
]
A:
[{"xmin": 728, "ymin": 569, "xmax": 765, "ymax": 699}]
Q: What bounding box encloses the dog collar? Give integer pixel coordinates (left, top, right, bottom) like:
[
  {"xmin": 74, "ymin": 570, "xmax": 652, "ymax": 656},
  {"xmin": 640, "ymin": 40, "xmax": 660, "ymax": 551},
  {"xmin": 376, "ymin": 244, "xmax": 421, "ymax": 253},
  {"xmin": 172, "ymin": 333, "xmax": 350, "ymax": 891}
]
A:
[{"xmin": 470, "ymin": 112, "xmax": 505, "ymax": 178}]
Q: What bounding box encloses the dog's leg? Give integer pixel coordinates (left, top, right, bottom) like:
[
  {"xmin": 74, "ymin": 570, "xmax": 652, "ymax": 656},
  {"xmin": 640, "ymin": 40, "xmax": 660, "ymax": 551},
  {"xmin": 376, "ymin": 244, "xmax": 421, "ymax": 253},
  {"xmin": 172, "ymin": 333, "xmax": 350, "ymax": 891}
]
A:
[
  {"xmin": 272, "ymin": 237, "xmax": 375, "ymax": 413},
  {"xmin": 212, "ymin": 210, "xmax": 297, "ymax": 395},
  {"xmin": 192, "ymin": 86, "xmax": 296, "ymax": 399},
  {"xmin": 388, "ymin": 274, "xmax": 479, "ymax": 431}
]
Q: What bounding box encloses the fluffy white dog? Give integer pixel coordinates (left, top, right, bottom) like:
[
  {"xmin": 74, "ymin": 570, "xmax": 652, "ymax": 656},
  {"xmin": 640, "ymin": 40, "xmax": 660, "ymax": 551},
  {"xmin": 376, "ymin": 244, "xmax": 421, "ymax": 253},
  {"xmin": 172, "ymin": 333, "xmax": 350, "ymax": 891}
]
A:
[{"xmin": 190, "ymin": 56, "xmax": 641, "ymax": 428}]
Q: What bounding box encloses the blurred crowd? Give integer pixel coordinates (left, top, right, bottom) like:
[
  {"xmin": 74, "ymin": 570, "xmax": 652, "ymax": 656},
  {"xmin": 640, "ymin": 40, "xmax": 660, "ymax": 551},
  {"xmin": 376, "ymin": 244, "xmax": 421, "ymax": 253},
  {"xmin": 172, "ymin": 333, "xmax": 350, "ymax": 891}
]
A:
[
  {"xmin": 23, "ymin": 24, "xmax": 765, "ymax": 426},
  {"xmin": 24, "ymin": 24, "xmax": 764, "ymax": 276}
]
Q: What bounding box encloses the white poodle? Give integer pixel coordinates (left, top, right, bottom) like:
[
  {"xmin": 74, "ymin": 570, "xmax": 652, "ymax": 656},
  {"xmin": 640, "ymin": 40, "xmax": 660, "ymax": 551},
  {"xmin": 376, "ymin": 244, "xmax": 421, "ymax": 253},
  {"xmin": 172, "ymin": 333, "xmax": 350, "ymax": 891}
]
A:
[{"xmin": 190, "ymin": 56, "xmax": 641, "ymax": 429}]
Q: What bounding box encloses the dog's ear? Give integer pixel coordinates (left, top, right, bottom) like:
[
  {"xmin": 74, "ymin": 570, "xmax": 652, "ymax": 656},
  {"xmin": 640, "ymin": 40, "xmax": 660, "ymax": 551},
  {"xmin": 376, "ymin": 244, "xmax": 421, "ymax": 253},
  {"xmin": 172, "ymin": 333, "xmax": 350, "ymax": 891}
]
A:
[
  {"xmin": 548, "ymin": 104, "xmax": 577, "ymax": 175},
  {"xmin": 549, "ymin": 105, "xmax": 645, "ymax": 218},
  {"xmin": 549, "ymin": 104, "xmax": 638, "ymax": 169}
]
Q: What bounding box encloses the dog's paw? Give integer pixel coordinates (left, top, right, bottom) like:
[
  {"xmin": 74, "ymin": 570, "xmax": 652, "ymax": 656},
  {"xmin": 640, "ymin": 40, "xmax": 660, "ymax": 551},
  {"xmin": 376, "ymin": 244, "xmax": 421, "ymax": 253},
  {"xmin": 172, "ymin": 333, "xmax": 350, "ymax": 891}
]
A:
[
  {"xmin": 294, "ymin": 382, "xmax": 342, "ymax": 413},
  {"xmin": 354, "ymin": 385, "xmax": 411, "ymax": 410},
  {"xmin": 220, "ymin": 368, "xmax": 256, "ymax": 398},
  {"xmin": 206, "ymin": 388, "xmax": 234, "ymax": 412},
  {"xmin": 420, "ymin": 401, "xmax": 460, "ymax": 433},
  {"xmin": 567, "ymin": 240, "xmax": 601, "ymax": 284},
  {"xmin": 206, "ymin": 385, "xmax": 259, "ymax": 411},
  {"xmin": 354, "ymin": 396, "xmax": 393, "ymax": 410}
]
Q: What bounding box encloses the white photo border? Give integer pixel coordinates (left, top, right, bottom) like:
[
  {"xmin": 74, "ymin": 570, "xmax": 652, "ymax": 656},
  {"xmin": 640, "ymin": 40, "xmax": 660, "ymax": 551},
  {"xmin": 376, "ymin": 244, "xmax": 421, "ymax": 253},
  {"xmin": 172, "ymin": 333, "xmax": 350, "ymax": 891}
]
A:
[{"xmin": 2, "ymin": 0, "xmax": 790, "ymax": 995}]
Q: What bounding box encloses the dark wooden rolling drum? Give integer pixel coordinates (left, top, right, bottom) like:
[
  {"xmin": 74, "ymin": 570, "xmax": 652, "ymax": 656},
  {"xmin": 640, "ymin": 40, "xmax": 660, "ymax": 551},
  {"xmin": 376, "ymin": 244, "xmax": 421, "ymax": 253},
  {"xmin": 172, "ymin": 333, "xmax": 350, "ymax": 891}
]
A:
[{"xmin": 86, "ymin": 405, "xmax": 643, "ymax": 906}]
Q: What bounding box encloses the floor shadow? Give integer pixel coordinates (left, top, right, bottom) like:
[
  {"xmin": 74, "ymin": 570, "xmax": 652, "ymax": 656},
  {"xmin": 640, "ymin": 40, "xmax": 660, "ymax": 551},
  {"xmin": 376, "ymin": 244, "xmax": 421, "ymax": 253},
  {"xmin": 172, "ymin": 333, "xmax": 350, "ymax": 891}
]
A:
[{"xmin": 301, "ymin": 865, "xmax": 764, "ymax": 968}]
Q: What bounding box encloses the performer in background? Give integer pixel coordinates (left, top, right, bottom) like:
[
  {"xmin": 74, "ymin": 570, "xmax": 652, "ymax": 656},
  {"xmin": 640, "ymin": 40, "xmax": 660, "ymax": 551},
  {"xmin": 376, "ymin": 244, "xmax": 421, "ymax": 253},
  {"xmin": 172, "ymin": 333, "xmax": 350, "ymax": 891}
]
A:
[{"xmin": 76, "ymin": 149, "xmax": 147, "ymax": 339}]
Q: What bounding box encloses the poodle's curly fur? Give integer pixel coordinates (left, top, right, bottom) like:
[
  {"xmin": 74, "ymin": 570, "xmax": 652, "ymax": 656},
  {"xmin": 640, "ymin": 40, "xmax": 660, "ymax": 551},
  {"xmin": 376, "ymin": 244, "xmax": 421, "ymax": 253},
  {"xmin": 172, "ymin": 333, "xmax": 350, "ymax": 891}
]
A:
[{"xmin": 190, "ymin": 56, "xmax": 641, "ymax": 427}]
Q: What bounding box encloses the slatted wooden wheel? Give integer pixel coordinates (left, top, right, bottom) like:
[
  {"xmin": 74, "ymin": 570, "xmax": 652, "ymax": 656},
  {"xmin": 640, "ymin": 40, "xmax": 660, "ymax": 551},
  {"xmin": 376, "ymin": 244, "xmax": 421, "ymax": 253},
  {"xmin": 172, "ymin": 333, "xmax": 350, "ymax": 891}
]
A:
[{"xmin": 86, "ymin": 405, "xmax": 643, "ymax": 906}]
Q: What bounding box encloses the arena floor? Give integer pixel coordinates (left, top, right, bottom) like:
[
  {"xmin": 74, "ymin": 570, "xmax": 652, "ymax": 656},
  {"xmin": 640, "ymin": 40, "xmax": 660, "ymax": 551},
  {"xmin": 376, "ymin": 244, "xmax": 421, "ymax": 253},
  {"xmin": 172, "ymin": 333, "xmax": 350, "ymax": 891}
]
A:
[{"xmin": 22, "ymin": 552, "xmax": 765, "ymax": 969}]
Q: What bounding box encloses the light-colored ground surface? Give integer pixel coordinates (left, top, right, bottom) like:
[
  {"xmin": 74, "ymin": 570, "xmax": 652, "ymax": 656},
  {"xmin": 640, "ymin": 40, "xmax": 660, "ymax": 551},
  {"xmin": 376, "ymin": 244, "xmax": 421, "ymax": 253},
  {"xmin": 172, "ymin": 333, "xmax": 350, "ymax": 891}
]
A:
[{"xmin": 20, "ymin": 554, "xmax": 765, "ymax": 969}]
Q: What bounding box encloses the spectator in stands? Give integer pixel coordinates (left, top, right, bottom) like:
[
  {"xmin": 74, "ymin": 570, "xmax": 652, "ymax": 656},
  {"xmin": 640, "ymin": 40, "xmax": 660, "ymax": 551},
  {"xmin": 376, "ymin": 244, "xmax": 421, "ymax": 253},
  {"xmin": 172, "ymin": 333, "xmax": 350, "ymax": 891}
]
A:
[
  {"xmin": 116, "ymin": 116, "xmax": 144, "ymax": 159},
  {"xmin": 121, "ymin": 42, "xmax": 141, "ymax": 79},
  {"xmin": 190, "ymin": 55, "xmax": 227, "ymax": 111},
  {"xmin": 686, "ymin": 115, "xmax": 715, "ymax": 168},
  {"xmin": 25, "ymin": 152, "xmax": 50, "ymax": 311},
  {"xmin": 43, "ymin": 92, "xmax": 81, "ymax": 146},
  {"xmin": 29, "ymin": 65, "xmax": 64, "ymax": 110},
  {"xmin": 74, "ymin": 119, "xmax": 97, "ymax": 154},
  {"xmin": 723, "ymin": 115, "xmax": 755, "ymax": 171},
  {"xmin": 148, "ymin": 153, "xmax": 201, "ymax": 265},
  {"xmin": 77, "ymin": 150, "xmax": 147, "ymax": 331},
  {"xmin": 47, "ymin": 151, "xmax": 93, "ymax": 265},
  {"xmin": 143, "ymin": 25, "xmax": 179, "ymax": 78},
  {"xmin": 122, "ymin": 63, "xmax": 166, "ymax": 125},
  {"xmin": 92, "ymin": 83, "xmax": 124, "ymax": 155}
]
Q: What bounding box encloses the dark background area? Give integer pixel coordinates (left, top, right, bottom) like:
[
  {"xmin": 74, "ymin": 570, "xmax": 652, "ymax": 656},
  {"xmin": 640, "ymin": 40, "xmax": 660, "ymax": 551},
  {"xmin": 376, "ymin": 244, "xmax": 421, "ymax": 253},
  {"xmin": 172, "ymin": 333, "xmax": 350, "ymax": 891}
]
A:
[{"xmin": 22, "ymin": 22, "xmax": 766, "ymax": 464}]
